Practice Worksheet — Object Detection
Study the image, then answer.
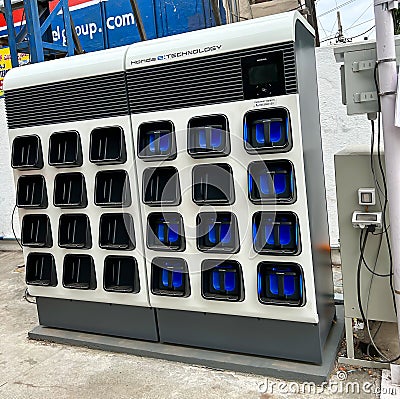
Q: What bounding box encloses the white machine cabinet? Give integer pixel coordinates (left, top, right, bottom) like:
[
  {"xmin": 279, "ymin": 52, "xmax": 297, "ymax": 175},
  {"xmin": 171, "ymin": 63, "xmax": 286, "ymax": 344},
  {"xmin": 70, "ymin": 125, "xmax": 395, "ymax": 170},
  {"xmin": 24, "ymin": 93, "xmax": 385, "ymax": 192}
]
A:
[{"xmin": 5, "ymin": 11, "xmax": 335, "ymax": 364}]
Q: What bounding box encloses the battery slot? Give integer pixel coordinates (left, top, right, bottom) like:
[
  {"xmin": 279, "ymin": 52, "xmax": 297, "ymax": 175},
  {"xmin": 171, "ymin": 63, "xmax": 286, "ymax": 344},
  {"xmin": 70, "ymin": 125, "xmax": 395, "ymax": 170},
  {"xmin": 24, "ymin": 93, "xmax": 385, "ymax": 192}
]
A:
[
  {"xmin": 196, "ymin": 212, "xmax": 239, "ymax": 253},
  {"xmin": 188, "ymin": 114, "xmax": 230, "ymax": 158},
  {"xmin": 54, "ymin": 172, "xmax": 87, "ymax": 208},
  {"xmin": 104, "ymin": 256, "xmax": 139, "ymax": 293},
  {"xmin": 12, "ymin": 135, "xmax": 43, "ymax": 170},
  {"xmin": 252, "ymin": 211, "xmax": 300, "ymax": 255},
  {"xmin": 244, "ymin": 108, "xmax": 291, "ymax": 153},
  {"xmin": 192, "ymin": 163, "xmax": 235, "ymax": 205},
  {"xmin": 151, "ymin": 257, "xmax": 190, "ymax": 297},
  {"xmin": 17, "ymin": 175, "xmax": 47, "ymax": 208},
  {"xmin": 49, "ymin": 131, "xmax": 82, "ymax": 167},
  {"xmin": 95, "ymin": 170, "xmax": 131, "ymax": 207},
  {"xmin": 138, "ymin": 120, "xmax": 176, "ymax": 161},
  {"xmin": 90, "ymin": 126, "xmax": 126, "ymax": 164},
  {"xmin": 63, "ymin": 254, "xmax": 96, "ymax": 290},
  {"xmin": 142, "ymin": 167, "xmax": 181, "ymax": 206},
  {"xmin": 26, "ymin": 253, "xmax": 57, "ymax": 286},
  {"xmin": 58, "ymin": 214, "xmax": 92, "ymax": 249},
  {"xmin": 201, "ymin": 260, "xmax": 244, "ymax": 301},
  {"xmin": 21, "ymin": 214, "xmax": 52, "ymax": 247},
  {"xmin": 248, "ymin": 160, "xmax": 295, "ymax": 204},
  {"xmin": 99, "ymin": 213, "xmax": 135, "ymax": 250},
  {"xmin": 147, "ymin": 212, "xmax": 185, "ymax": 251},
  {"xmin": 257, "ymin": 262, "xmax": 304, "ymax": 306}
]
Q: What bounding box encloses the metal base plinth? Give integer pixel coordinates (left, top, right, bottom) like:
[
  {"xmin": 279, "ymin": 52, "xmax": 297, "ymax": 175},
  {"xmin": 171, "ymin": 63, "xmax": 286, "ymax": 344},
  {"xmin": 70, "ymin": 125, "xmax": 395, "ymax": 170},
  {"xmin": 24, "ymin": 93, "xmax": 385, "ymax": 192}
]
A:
[
  {"xmin": 36, "ymin": 297, "xmax": 159, "ymax": 342},
  {"xmin": 29, "ymin": 305, "xmax": 344, "ymax": 384},
  {"xmin": 157, "ymin": 306, "xmax": 334, "ymax": 364}
]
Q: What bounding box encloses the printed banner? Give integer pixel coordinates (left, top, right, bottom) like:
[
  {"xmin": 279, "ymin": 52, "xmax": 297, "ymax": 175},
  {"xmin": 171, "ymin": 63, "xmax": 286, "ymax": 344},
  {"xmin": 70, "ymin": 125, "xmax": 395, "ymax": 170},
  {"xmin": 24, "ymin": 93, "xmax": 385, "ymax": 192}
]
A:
[{"xmin": 0, "ymin": 48, "xmax": 29, "ymax": 96}]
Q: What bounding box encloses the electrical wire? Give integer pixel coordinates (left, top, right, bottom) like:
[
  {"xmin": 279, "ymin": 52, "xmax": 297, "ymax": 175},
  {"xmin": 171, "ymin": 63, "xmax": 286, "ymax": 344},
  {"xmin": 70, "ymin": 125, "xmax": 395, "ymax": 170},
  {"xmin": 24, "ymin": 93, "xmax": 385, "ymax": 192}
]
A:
[
  {"xmin": 318, "ymin": 17, "xmax": 330, "ymax": 39},
  {"xmin": 345, "ymin": 4, "xmax": 372, "ymax": 32},
  {"xmin": 318, "ymin": 0, "xmax": 358, "ymax": 18},
  {"xmin": 365, "ymin": 223, "xmax": 383, "ymax": 357},
  {"xmin": 370, "ymin": 119, "xmax": 385, "ymax": 206},
  {"xmin": 321, "ymin": 24, "xmax": 376, "ymax": 43},
  {"xmin": 345, "ymin": 18, "xmax": 375, "ymax": 32},
  {"xmin": 357, "ymin": 228, "xmax": 371, "ymax": 324},
  {"xmin": 359, "ymin": 230, "xmax": 392, "ymax": 277},
  {"xmin": 23, "ymin": 288, "xmax": 36, "ymax": 304},
  {"xmin": 11, "ymin": 205, "xmax": 23, "ymax": 250},
  {"xmin": 357, "ymin": 228, "xmax": 400, "ymax": 362},
  {"xmin": 347, "ymin": 25, "xmax": 375, "ymax": 40}
]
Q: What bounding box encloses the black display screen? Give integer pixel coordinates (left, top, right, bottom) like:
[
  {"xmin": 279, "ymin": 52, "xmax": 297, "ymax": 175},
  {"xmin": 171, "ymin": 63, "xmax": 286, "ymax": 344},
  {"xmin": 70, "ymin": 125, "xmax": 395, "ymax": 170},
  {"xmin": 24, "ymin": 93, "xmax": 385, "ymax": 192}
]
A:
[
  {"xmin": 241, "ymin": 51, "xmax": 286, "ymax": 99},
  {"xmin": 248, "ymin": 64, "xmax": 279, "ymax": 85}
]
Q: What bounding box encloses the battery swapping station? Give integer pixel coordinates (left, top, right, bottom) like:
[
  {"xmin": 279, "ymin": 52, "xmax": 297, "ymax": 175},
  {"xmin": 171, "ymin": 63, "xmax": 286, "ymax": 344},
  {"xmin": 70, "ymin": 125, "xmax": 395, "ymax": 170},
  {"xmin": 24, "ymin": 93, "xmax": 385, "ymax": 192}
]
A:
[{"xmin": 5, "ymin": 11, "xmax": 340, "ymax": 374}]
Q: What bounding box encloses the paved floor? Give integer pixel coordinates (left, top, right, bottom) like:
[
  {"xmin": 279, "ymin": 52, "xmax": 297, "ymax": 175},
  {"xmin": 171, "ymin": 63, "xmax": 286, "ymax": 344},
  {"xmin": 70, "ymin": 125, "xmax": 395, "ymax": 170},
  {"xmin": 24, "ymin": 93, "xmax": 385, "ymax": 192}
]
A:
[{"xmin": 0, "ymin": 250, "xmax": 386, "ymax": 398}]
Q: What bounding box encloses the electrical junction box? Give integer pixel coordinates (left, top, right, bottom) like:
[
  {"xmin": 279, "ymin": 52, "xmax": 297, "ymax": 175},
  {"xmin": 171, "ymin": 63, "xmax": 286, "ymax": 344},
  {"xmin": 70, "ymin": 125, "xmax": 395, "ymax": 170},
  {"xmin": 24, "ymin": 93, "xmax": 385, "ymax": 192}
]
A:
[
  {"xmin": 5, "ymin": 11, "xmax": 335, "ymax": 364},
  {"xmin": 334, "ymin": 37, "xmax": 400, "ymax": 116},
  {"xmin": 335, "ymin": 146, "xmax": 396, "ymax": 323}
]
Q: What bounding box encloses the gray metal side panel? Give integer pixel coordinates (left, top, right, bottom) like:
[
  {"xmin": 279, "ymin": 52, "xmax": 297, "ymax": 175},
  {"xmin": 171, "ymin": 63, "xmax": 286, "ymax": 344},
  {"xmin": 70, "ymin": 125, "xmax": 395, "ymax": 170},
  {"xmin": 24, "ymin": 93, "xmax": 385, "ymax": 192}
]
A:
[
  {"xmin": 157, "ymin": 309, "xmax": 324, "ymax": 364},
  {"xmin": 36, "ymin": 297, "xmax": 159, "ymax": 342},
  {"xmin": 295, "ymin": 21, "xmax": 336, "ymax": 347}
]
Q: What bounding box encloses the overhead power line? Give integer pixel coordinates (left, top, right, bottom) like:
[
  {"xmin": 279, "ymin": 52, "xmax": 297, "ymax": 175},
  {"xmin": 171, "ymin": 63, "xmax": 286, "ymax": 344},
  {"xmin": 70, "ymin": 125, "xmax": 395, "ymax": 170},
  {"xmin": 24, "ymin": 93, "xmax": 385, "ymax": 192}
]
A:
[
  {"xmin": 347, "ymin": 24, "xmax": 375, "ymax": 39},
  {"xmin": 318, "ymin": 0, "xmax": 357, "ymax": 18},
  {"xmin": 346, "ymin": 4, "xmax": 372, "ymax": 30},
  {"xmin": 345, "ymin": 17, "xmax": 375, "ymax": 32},
  {"xmin": 320, "ymin": 24, "xmax": 375, "ymax": 43}
]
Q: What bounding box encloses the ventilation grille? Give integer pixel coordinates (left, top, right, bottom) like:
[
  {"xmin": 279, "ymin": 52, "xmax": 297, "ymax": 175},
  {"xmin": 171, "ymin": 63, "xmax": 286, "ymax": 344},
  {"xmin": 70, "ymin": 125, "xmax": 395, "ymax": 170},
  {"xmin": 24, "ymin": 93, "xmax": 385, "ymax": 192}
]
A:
[
  {"xmin": 5, "ymin": 72, "xmax": 129, "ymax": 129},
  {"xmin": 126, "ymin": 42, "xmax": 297, "ymax": 114}
]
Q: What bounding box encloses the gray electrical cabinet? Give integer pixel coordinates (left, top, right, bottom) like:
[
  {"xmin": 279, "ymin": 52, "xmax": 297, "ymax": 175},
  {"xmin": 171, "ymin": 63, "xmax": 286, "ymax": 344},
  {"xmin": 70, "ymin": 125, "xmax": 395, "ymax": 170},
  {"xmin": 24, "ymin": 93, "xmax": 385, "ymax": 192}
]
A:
[
  {"xmin": 335, "ymin": 146, "xmax": 396, "ymax": 324},
  {"xmin": 334, "ymin": 37, "xmax": 400, "ymax": 116}
]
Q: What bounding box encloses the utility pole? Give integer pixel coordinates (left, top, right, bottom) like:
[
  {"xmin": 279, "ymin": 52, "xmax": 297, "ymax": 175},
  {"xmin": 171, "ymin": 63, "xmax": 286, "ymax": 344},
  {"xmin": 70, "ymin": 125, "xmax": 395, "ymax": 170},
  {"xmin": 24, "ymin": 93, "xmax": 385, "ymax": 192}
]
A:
[
  {"xmin": 373, "ymin": 0, "xmax": 400, "ymax": 369},
  {"xmin": 336, "ymin": 11, "xmax": 345, "ymax": 42},
  {"xmin": 305, "ymin": 0, "xmax": 320, "ymax": 46}
]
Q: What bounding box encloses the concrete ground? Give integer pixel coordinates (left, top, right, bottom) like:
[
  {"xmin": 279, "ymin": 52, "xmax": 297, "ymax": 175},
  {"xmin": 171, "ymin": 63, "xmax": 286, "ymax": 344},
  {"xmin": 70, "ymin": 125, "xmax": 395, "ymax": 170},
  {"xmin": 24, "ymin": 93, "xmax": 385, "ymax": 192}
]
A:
[{"xmin": 0, "ymin": 249, "xmax": 389, "ymax": 398}]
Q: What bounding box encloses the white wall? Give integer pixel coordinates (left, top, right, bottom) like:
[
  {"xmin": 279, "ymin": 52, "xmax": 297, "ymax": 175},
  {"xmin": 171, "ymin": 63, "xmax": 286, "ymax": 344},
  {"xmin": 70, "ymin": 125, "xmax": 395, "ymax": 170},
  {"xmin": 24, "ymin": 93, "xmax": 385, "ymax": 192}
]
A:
[
  {"xmin": 0, "ymin": 46, "xmax": 373, "ymax": 244},
  {"xmin": 316, "ymin": 46, "xmax": 371, "ymax": 246}
]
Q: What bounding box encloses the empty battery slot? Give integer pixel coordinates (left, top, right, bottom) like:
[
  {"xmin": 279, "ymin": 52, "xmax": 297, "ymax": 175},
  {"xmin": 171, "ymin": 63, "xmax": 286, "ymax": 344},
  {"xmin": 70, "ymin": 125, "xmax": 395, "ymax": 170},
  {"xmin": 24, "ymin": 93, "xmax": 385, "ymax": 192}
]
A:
[
  {"xmin": 58, "ymin": 214, "xmax": 92, "ymax": 249},
  {"xmin": 63, "ymin": 254, "xmax": 96, "ymax": 290},
  {"xmin": 142, "ymin": 167, "xmax": 181, "ymax": 206},
  {"xmin": 95, "ymin": 170, "xmax": 131, "ymax": 207},
  {"xmin": 17, "ymin": 175, "xmax": 47, "ymax": 208},
  {"xmin": 54, "ymin": 173, "xmax": 87, "ymax": 208},
  {"xmin": 192, "ymin": 163, "xmax": 235, "ymax": 205},
  {"xmin": 104, "ymin": 256, "xmax": 140, "ymax": 293},
  {"xmin": 48, "ymin": 131, "xmax": 82, "ymax": 167},
  {"xmin": 26, "ymin": 253, "xmax": 57, "ymax": 286},
  {"xmin": 21, "ymin": 214, "xmax": 52, "ymax": 247},
  {"xmin": 99, "ymin": 213, "xmax": 135, "ymax": 250},
  {"xmin": 90, "ymin": 126, "xmax": 126, "ymax": 164},
  {"xmin": 11, "ymin": 135, "xmax": 43, "ymax": 170}
]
